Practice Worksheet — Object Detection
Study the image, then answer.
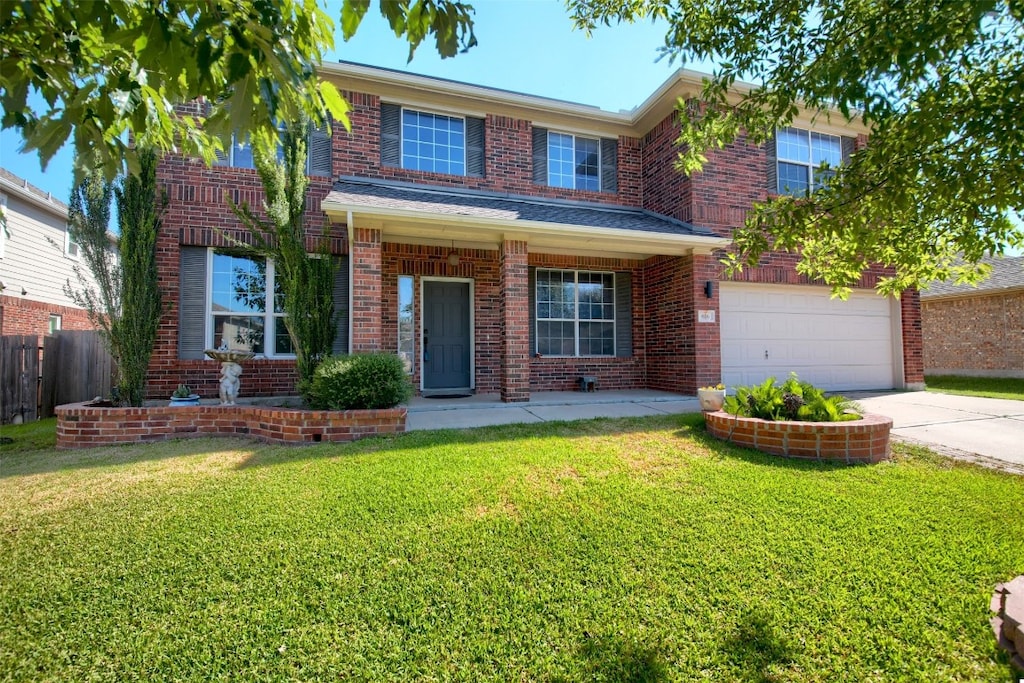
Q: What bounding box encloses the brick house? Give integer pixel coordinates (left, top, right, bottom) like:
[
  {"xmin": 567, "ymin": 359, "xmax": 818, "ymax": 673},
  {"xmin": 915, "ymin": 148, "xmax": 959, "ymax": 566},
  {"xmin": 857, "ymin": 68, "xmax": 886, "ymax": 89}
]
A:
[
  {"xmin": 921, "ymin": 255, "xmax": 1024, "ymax": 378},
  {"xmin": 0, "ymin": 168, "xmax": 102, "ymax": 339},
  {"xmin": 149, "ymin": 61, "xmax": 925, "ymax": 401}
]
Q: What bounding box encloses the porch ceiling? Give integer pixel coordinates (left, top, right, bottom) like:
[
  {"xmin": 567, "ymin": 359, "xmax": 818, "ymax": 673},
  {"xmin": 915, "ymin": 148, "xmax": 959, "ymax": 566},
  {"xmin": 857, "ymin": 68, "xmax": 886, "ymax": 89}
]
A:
[{"xmin": 321, "ymin": 178, "xmax": 731, "ymax": 259}]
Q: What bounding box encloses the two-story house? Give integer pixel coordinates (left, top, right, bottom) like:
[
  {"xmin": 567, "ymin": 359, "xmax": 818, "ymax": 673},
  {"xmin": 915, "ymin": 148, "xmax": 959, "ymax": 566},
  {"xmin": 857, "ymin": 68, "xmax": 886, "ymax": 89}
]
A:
[
  {"xmin": 0, "ymin": 168, "xmax": 101, "ymax": 339},
  {"xmin": 149, "ymin": 61, "xmax": 924, "ymax": 401}
]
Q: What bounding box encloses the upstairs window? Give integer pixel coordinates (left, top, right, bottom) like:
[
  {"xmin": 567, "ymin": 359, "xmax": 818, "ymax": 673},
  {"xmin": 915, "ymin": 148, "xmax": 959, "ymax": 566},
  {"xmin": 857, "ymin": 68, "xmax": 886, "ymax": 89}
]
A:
[
  {"xmin": 776, "ymin": 127, "xmax": 842, "ymax": 195},
  {"xmin": 64, "ymin": 224, "xmax": 80, "ymax": 258},
  {"xmin": 547, "ymin": 132, "xmax": 600, "ymax": 191},
  {"xmin": 532, "ymin": 128, "xmax": 617, "ymax": 193},
  {"xmin": 215, "ymin": 123, "xmax": 332, "ymax": 176},
  {"xmin": 535, "ymin": 270, "xmax": 615, "ymax": 357},
  {"xmin": 402, "ymin": 110, "xmax": 466, "ymax": 175}
]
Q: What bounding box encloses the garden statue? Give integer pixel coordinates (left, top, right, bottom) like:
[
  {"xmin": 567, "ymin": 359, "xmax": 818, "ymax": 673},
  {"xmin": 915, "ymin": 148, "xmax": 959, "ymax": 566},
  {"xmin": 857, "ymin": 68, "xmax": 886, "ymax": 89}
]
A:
[{"xmin": 219, "ymin": 362, "xmax": 243, "ymax": 405}]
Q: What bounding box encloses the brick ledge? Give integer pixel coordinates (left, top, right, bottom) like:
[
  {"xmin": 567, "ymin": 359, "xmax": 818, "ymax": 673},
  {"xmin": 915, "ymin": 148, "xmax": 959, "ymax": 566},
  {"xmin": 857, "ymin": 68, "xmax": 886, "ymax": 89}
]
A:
[
  {"xmin": 705, "ymin": 411, "xmax": 892, "ymax": 463},
  {"xmin": 55, "ymin": 402, "xmax": 407, "ymax": 449}
]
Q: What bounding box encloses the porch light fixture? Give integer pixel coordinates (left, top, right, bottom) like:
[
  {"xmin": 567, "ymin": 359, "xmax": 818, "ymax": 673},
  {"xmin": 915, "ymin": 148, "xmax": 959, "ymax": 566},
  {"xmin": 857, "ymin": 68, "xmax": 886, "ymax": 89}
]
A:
[
  {"xmin": 447, "ymin": 240, "xmax": 460, "ymax": 267},
  {"xmin": 704, "ymin": 280, "xmax": 714, "ymax": 299}
]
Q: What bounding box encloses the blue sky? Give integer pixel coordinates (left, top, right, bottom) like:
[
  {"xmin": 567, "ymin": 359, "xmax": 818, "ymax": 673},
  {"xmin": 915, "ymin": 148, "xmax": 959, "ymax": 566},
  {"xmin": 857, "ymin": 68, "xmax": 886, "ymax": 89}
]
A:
[{"xmin": 0, "ymin": 0, "xmax": 683, "ymax": 202}]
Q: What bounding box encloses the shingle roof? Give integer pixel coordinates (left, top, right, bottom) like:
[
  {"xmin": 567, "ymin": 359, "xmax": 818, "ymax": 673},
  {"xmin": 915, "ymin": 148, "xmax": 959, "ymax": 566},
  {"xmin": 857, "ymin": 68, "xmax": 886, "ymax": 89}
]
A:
[
  {"xmin": 326, "ymin": 177, "xmax": 715, "ymax": 237},
  {"xmin": 921, "ymin": 255, "xmax": 1024, "ymax": 299}
]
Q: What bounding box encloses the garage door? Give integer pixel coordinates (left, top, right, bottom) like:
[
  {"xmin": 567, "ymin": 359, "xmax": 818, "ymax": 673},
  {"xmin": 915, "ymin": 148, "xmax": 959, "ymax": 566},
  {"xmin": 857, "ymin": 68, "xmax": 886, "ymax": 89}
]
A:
[{"xmin": 720, "ymin": 283, "xmax": 898, "ymax": 391}]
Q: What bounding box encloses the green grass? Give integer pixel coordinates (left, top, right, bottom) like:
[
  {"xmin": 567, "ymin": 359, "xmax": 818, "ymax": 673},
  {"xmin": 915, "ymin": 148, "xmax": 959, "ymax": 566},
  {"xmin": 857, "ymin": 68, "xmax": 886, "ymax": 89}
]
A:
[
  {"xmin": 1, "ymin": 415, "xmax": 1021, "ymax": 681},
  {"xmin": 926, "ymin": 374, "xmax": 1024, "ymax": 401},
  {"xmin": 0, "ymin": 417, "xmax": 57, "ymax": 453}
]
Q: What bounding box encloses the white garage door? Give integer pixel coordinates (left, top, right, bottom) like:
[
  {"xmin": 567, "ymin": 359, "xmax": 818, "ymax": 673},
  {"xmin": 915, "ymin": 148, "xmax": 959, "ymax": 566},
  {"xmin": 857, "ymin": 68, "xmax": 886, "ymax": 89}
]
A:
[{"xmin": 720, "ymin": 283, "xmax": 899, "ymax": 391}]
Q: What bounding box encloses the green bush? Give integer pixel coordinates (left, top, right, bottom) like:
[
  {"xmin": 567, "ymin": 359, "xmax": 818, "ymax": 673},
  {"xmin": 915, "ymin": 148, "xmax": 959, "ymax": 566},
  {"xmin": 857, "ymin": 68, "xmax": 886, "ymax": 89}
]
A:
[
  {"xmin": 723, "ymin": 373, "xmax": 861, "ymax": 422},
  {"xmin": 307, "ymin": 353, "xmax": 412, "ymax": 410}
]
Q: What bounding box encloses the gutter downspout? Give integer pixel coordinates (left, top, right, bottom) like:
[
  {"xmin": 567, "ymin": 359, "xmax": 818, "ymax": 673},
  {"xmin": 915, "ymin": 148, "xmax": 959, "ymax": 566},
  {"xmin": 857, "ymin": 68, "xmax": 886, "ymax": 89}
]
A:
[{"xmin": 347, "ymin": 211, "xmax": 354, "ymax": 354}]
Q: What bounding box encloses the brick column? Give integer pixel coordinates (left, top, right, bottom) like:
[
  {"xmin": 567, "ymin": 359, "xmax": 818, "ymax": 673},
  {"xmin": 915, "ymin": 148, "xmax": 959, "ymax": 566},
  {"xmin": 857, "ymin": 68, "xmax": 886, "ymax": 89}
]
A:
[
  {"xmin": 351, "ymin": 227, "xmax": 383, "ymax": 352},
  {"xmin": 901, "ymin": 288, "xmax": 925, "ymax": 389},
  {"xmin": 500, "ymin": 239, "xmax": 530, "ymax": 402},
  {"xmin": 692, "ymin": 253, "xmax": 722, "ymax": 392}
]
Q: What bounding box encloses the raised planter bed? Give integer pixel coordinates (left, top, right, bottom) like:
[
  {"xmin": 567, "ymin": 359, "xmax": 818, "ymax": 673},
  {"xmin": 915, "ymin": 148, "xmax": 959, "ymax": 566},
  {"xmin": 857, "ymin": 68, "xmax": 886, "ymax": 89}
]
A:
[
  {"xmin": 705, "ymin": 410, "xmax": 893, "ymax": 463},
  {"xmin": 55, "ymin": 402, "xmax": 406, "ymax": 449}
]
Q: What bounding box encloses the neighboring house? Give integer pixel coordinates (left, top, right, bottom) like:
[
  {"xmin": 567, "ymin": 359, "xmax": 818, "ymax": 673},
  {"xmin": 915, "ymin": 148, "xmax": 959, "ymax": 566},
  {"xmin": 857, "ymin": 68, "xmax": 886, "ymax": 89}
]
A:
[
  {"xmin": 921, "ymin": 255, "xmax": 1024, "ymax": 378},
  {"xmin": 149, "ymin": 61, "xmax": 925, "ymax": 401},
  {"xmin": 0, "ymin": 168, "xmax": 101, "ymax": 339}
]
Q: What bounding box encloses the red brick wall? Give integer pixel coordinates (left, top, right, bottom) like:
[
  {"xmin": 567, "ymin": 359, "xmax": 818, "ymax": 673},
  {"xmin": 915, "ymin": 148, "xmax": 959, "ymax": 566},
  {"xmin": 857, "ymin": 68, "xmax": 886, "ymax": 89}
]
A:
[
  {"xmin": 641, "ymin": 113, "xmax": 692, "ymax": 223},
  {"xmin": 643, "ymin": 255, "xmax": 696, "ymax": 393},
  {"xmin": 922, "ymin": 291, "xmax": 1023, "ymax": 377},
  {"xmin": 0, "ymin": 296, "xmax": 95, "ymax": 337},
  {"xmin": 500, "ymin": 240, "xmax": 530, "ymax": 401},
  {"xmin": 334, "ymin": 91, "xmax": 643, "ymax": 206},
  {"xmin": 705, "ymin": 411, "xmax": 893, "ymax": 463},
  {"xmin": 56, "ymin": 402, "xmax": 406, "ymax": 448}
]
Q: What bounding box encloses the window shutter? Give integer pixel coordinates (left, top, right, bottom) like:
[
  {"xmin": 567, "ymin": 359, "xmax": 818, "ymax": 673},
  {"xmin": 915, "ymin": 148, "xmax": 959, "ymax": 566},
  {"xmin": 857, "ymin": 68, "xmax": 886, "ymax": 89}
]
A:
[
  {"xmin": 332, "ymin": 255, "xmax": 350, "ymax": 355},
  {"xmin": 466, "ymin": 116, "xmax": 485, "ymax": 177},
  {"xmin": 308, "ymin": 119, "xmax": 333, "ymax": 177},
  {"xmin": 615, "ymin": 272, "xmax": 632, "ymax": 358},
  {"xmin": 179, "ymin": 247, "xmax": 208, "ymax": 360},
  {"xmin": 528, "ymin": 266, "xmax": 537, "ymax": 355},
  {"xmin": 841, "ymin": 136, "xmax": 855, "ymax": 163},
  {"xmin": 766, "ymin": 132, "xmax": 778, "ymax": 195},
  {"xmin": 532, "ymin": 127, "xmax": 548, "ymax": 184},
  {"xmin": 600, "ymin": 138, "xmax": 618, "ymax": 193},
  {"xmin": 381, "ymin": 103, "xmax": 401, "ymax": 167}
]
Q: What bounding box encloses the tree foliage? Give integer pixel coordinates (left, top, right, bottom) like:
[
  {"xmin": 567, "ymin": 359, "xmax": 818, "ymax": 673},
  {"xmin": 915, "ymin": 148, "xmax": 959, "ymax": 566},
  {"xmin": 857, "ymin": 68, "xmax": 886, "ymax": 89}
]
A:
[
  {"xmin": 569, "ymin": 0, "xmax": 1024, "ymax": 295},
  {"xmin": 231, "ymin": 118, "xmax": 337, "ymax": 399},
  {"xmin": 66, "ymin": 150, "xmax": 163, "ymax": 406},
  {"xmin": 1, "ymin": 0, "xmax": 476, "ymax": 181}
]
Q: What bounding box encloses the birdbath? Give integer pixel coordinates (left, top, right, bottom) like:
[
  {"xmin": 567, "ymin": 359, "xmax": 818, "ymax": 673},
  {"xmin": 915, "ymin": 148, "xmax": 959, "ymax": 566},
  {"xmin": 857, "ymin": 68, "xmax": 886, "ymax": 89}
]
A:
[{"xmin": 204, "ymin": 349, "xmax": 255, "ymax": 405}]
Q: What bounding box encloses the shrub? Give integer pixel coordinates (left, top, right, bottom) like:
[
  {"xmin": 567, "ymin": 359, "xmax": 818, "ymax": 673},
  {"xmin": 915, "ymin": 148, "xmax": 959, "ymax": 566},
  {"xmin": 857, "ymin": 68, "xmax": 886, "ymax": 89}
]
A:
[
  {"xmin": 307, "ymin": 353, "xmax": 412, "ymax": 410},
  {"xmin": 723, "ymin": 373, "xmax": 861, "ymax": 422}
]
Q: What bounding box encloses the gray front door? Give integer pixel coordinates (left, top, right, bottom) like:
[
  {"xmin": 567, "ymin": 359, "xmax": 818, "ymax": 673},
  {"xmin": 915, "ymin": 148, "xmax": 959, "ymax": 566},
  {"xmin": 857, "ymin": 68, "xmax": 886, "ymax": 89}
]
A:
[{"xmin": 423, "ymin": 281, "xmax": 471, "ymax": 391}]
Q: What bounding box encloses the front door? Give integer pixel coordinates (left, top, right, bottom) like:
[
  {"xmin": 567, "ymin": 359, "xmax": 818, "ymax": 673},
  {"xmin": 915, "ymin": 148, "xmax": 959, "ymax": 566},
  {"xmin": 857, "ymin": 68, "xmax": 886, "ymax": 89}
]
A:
[{"xmin": 423, "ymin": 280, "xmax": 471, "ymax": 393}]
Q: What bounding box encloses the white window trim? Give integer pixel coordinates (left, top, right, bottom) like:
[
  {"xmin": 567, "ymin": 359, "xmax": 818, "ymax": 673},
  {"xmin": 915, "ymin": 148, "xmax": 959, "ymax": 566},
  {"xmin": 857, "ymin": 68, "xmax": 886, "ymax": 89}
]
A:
[
  {"xmin": 547, "ymin": 131, "xmax": 602, "ymax": 191},
  {"xmin": 397, "ymin": 274, "xmax": 415, "ymax": 376},
  {"xmin": 64, "ymin": 223, "xmax": 80, "ymax": 259},
  {"xmin": 205, "ymin": 248, "xmax": 294, "ymax": 359},
  {"xmin": 0, "ymin": 193, "xmax": 7, "ymax": 260},
  {"xmin": 776, "ymin": 127, "xmax": 842, "ymax": 195},
  {"xmin": 535, "ymin": 269, "xmax": 616, "ymax": 358},
  {"xmin": 217, "ymin": 131, "xmax": 314, "ymax": 173},
  {"xmin": 48, "ymin": 314, "xmax": 62, "ymax": 334},
  {"xmin": 400, "ymin": 106, "xmax": 468, "ymax": 175}
]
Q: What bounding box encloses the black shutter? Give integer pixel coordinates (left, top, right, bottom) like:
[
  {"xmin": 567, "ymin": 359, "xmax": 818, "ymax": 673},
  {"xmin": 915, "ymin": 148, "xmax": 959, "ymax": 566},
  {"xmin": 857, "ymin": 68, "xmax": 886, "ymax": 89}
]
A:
[
  {"xmin": 179, "ymin": 247, "xmax": 208, "ymax": 360},
  {"xmin": 332, "ymin": 255, "xmax": 350, "ymax": 355},
  {"xmin": 381, "ymin": 103, "xmax": 401, "ymax": 167},
  {"xmin": 841, "ymin": 135, "xmax": 855, "ymax": 163},
  {"xmin": 466, "ymin": 116, "xmax": 485, "ymax": 177},
  {"xmin": 528, "ymin": 267, "xmax": 537, "ymax": 355},
  {"xmin": 615, "ymin": 272, "xmax": 632, "ymax": 358},
  {"xmin": 766, "ymin": 132, "xmax": 778, "ymax": 195},
  {"xmin": 308, "ymin": 119, "xmax": 333, "ymax": 177},
  {"xmin": 600, "ymin": 138, "xmax": 618, "ymax": 193},
  {"xmin": 532, "ymin": 127, "xmax": 548, "ymax": 185}
]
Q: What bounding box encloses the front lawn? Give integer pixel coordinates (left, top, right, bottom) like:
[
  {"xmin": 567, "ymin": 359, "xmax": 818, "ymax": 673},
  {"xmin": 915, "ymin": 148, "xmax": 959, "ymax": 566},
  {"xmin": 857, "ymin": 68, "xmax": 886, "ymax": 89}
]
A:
[
  {"xmin": 926, "ymin": 374, "xmax": 1024, "ymax": 401},
  {"xmin": 1, "ymin": 415, "xmax": 1021, "ymax": 681}
]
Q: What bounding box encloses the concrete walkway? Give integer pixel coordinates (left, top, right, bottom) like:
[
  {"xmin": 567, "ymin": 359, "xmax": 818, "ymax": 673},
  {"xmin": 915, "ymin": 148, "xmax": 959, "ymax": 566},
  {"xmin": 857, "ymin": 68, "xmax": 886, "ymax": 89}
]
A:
[
  {"xmin": 406, "ymin": 390, "xmax": 701, "ymax": 430},
  {"xmin": 407, "ymin": 388, "xmax": 1024, "ymax": 474},
  {"xmin": 853, "ymin": 391, "xmax": 1024, "ymax": 473}
]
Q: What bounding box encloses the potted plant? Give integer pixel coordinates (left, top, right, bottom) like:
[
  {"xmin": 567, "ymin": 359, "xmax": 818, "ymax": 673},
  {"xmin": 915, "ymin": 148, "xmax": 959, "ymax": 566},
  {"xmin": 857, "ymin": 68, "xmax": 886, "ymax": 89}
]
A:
[
  {"xmin": 697, "ymin": 383, "xmax": 727, "ymax": 411},
  {"xmin": 169, "ymin": 384, "xmax": 200, "ymax": 406}
]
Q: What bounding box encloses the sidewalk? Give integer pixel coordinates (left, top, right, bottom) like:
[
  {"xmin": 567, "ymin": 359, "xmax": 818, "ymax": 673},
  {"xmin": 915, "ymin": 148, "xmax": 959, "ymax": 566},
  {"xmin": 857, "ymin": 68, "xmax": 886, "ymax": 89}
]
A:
[{"xmin": 406, "ymin": 390, "xmax": 701, "ymax": 431}]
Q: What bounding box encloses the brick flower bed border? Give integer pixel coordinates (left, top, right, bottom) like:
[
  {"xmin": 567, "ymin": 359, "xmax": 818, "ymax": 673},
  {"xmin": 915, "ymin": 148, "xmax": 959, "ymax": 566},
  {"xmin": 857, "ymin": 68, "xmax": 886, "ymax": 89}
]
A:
[
  {"xmin": 55, "ymin": 402, "xmax": 406, "ymax": 449},
  {"xmin": 705, "ymin": 411, "xmax": 893, "ymax": 463}
]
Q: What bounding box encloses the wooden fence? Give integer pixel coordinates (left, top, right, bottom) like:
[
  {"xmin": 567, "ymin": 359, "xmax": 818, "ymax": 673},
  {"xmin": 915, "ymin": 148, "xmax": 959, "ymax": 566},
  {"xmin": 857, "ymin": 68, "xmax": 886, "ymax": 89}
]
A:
[{"xmin": 1, "ymin": 331, "xmax": 113, "ymax": 423}]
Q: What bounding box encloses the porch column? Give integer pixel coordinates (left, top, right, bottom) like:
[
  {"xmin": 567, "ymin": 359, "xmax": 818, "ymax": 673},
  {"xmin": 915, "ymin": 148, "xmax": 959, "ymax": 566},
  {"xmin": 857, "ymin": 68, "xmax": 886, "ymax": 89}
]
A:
[
  {"xmin": 500, "ymin": 239, "xmax": 530, "ymax": 402},
  {"xmin": 692, "ymin": 253, "xmax": 722, "ymax": 392},
  {"xmin": 900, "ymin": 288, "xmax": 925, "ymax": 389},
  {"xmin": 350, "ymin": 227, "xmax": 383, "ymax": 352}
]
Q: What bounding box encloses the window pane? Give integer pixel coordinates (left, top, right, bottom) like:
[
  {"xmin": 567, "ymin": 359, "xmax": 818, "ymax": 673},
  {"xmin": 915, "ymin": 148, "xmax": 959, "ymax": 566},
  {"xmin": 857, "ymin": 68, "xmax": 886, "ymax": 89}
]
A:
[
  {"xmin": 233, "ymin": 136, "xmax": 254, "ymax": 169},
  {"xmin": 273, "ymin": 317, "xmax": 294, "ymax": 355},
  {"xmin": 547, "ymin": 132, "xmax": 575, "ymax": 189},
  {"xmin": 575, "ymin": 137, "xmax": 600, "ymax": 191},
  {"xmin": 811, "ymin": 132, "xmax": 842, "ymax": 167},
  {"xmin": 211, "ymin": 252, "xmax": 266, "ymax": 314},
  {"xmin": 398, "ymin": 275, "xmax": 415, "ymax": 374},
  {"xmin": 579, "ymin": 321, "xmax": 614, "ymax": 356},
  {"xmin": 776, "ymin": 127, "xmax": 809, "ymax": 163},
  {"xmin": 402, "ymin": 109, "xmax": 466, "ymax": 175},
  {"xmin": 537, "ymin": 320, "xmax": 575, "ymax": 356},
  {"xmin": 213, "ymin": 315, "xmax": 265, "ymax": 354},
  {"xmin": 777, "ymin": 162, "xmax": 810, "ymax": 196}
]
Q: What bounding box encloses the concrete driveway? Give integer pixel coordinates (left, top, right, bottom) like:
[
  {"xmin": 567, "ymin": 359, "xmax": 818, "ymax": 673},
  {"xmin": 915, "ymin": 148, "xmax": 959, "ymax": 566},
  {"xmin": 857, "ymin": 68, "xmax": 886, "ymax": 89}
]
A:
[{"xmin": 854, "ymin": 391, "xmax": 1024, "ymax": 472}]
